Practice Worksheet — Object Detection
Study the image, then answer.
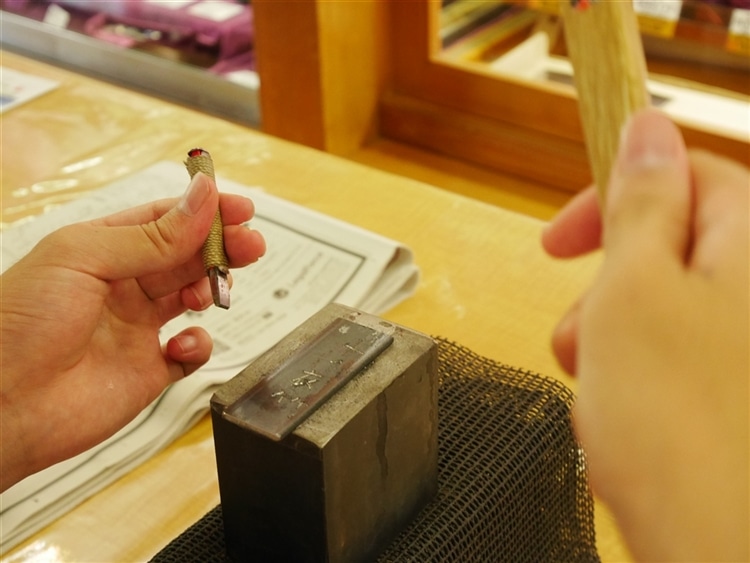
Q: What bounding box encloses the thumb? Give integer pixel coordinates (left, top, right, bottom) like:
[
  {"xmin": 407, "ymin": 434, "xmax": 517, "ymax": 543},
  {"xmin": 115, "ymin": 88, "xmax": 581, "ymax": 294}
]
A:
[
  {"xmin": 70, "ymin": 173, "xmax": 219, "ymax": 280},
  {"xmin": 603, "ymin": 109, "xmax": 691, "ymax": 268}
]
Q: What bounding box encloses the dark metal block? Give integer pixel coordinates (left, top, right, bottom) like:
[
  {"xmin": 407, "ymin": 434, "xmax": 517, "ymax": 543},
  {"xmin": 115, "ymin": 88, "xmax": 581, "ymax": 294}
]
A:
[{"xmin": 211, "ymin": 303, "xmax": 438, "ymax": 562}]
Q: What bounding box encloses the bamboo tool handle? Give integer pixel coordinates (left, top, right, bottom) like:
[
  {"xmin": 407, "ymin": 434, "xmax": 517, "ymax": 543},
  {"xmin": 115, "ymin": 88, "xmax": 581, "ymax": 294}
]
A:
[{"xmin": 561, "ymin": 0, "xmax": 650, "ymax": 199}]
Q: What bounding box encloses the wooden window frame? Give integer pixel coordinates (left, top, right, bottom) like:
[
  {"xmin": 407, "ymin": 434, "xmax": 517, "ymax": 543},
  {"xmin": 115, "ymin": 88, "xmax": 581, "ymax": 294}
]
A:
[
  {"xmin": 384, "ymin": 0, "xmax": 747, "ymax": 192},
  {"xmin": 255, "ymin": 0, "xmax": 748, "ymax": 193}
]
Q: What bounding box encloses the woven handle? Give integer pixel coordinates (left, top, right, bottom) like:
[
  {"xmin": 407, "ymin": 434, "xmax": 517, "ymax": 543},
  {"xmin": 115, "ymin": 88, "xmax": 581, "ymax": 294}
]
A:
[{"xmin": 185, "ymin": 150, "xmax": 229, "ymax": 273}]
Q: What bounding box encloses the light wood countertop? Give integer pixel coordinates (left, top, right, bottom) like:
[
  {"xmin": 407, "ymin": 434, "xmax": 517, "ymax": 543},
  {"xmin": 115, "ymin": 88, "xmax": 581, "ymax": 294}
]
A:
[{"xmin": 0, "ymin": 49, "xmax": 629, "ymax": 562}]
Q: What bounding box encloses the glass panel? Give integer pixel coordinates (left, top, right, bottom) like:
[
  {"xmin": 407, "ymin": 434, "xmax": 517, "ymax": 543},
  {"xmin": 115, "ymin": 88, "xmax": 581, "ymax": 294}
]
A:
[
  {"xmin": 440, "ymin": 0, "xmax": 748, "ymax": 93},
  {"xmin": 437, "ymin": 0, "xmax": 749, "ymax": 136}
]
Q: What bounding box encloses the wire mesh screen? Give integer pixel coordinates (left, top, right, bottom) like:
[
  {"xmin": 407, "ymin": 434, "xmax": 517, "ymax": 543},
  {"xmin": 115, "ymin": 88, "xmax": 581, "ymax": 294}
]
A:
[
  {"xmin": 152, "ymin": 337, "xmax": 599, "ymax": 562},
  {"xmin": 377, "ymin": 337, "xmax": 598, "ymax": 562}
]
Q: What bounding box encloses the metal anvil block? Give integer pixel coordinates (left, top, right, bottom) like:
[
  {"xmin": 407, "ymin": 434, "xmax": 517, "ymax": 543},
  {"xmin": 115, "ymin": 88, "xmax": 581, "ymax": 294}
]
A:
[{"xmin": 211, "ymin": 303, "xmax": 438, "ymax": 562}]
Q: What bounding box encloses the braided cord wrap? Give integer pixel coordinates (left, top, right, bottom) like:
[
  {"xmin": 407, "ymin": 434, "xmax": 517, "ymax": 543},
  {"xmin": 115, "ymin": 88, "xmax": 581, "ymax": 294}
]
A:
[{"xmin": 185, "ymin": 151, "xmax": 230, "ymax": 273}]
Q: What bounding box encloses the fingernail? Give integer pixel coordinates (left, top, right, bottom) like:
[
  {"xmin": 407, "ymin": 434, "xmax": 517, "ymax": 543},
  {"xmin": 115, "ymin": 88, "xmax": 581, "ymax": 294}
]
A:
[
  {"xmin": 178, "ymin": 173, "xmax": 210, "ymax": 216},
  {"xmin": 174, "ymin": 333, "xmax": 199, "ymax": 355},
  {"xmin": 189, "ymin": 284, "xmax": 213, "ymax": 311},
  {"xmin": 617, "ymin": 109, "xmax": 683, "ymax": 172}
]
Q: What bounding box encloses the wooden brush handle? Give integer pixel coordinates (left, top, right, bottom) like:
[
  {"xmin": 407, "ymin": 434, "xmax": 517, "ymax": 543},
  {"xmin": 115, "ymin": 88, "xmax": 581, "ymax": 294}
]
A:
[{"xmin": 561, "ymin": 0, "xmax": 650, "ymax": 198}]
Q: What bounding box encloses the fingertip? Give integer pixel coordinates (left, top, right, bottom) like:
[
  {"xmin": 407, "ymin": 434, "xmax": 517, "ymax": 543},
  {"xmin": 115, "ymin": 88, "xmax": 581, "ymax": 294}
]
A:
[
  {"xmin": 552, "ymin": 312, "xmax": 579, "ymax": 376},
  {"xmin": 614, "ymin": 109, "xmax": 686, "ymax": 177},
  {"xmin": 248, "ymin": 228, "xmax": 267, "ymax": 259},
  {"xmin": 180, "ymin": 286, "xmax": 207, "ymax": 311},
  {"xmin": 551, "ymin": 296, "xmax": 584, "ymax": 376},
  {"xmin": 178, "ymin": 172, "xmax": 217, "ymax": 217},
  {"xmin": 604, "ymin": 109, "xmax": 691, "ymax": 263},
  {"xmin": 608, "ymin": 109, "xmax": 688, "ymax": 214},
  {"xmin": 165, "ymin": 328, "xmax": 213, "ymax": 378},
  {"xmin": 225, "ymin": 225, "xmax": 267, "ymax": 266},
  {"xmin": 542, "ymin": 187, "xmax": 602, "ymax": 258},
  {"xmin": 220, "ymin": 193, "xmax": 255, "ymax": 224}
]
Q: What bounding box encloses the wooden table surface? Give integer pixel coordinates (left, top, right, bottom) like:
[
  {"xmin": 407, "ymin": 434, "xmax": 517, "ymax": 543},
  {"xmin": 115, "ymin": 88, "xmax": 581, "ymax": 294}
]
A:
[{"xmin": 0, "ymin": 49, "xmax": 629, "ymax": 562}]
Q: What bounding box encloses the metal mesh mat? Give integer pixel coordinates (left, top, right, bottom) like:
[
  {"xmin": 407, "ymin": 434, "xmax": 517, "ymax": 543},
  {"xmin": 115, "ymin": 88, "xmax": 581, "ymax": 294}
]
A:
[{"xmin": 152, "ymin": 337, "xmax": 599, "ymax": 562}]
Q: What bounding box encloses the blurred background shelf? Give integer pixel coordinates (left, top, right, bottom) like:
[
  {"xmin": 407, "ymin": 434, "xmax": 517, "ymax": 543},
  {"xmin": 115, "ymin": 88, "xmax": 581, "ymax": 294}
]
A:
[{"xmin": 1, "ymin": 1, "xmax": 259, "ymax": 125}]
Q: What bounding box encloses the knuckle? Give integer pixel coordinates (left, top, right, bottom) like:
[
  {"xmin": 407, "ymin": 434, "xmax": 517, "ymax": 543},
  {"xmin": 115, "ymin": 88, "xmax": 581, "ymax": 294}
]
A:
[{"xmin": 139, "ymin": 219, "xmax": 181, "ymax": 263}]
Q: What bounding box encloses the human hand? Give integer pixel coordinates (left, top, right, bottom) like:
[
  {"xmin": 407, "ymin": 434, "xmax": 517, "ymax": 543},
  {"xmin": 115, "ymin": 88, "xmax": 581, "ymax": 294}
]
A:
[
  {"xmin": 0, "ymin": 173, "xmax": 266, "ymax": 492},
  {"xmin": 543, "ymin": 109, "xmax": 749, "ymax": 561}
]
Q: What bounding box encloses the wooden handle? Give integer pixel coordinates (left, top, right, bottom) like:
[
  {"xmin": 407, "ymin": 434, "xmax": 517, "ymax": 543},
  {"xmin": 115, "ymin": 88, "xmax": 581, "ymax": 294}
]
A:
[{"xmin": 561, "ymin": 0, "xmax": 650, "ymax": 198}]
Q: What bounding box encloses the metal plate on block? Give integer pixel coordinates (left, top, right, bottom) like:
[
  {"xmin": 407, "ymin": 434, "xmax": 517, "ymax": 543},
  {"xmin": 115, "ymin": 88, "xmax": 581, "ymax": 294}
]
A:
[{"xmin": 224, "ymin": 317, "xmax": 394, "ymax": 441}]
